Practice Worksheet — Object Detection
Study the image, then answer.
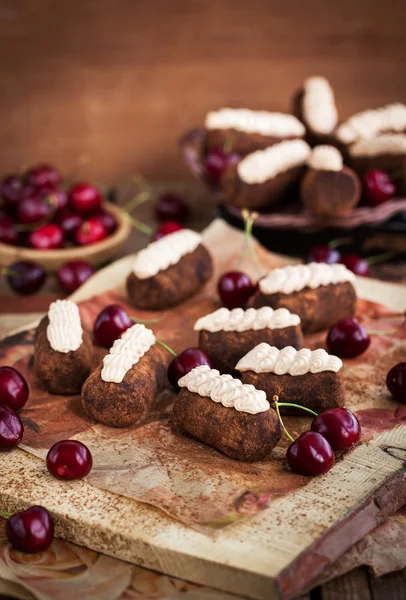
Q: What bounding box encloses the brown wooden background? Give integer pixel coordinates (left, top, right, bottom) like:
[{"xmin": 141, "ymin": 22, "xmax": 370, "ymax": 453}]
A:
[{"xmin": 0, "ymin": 0, "xmax": 405, "ymax": 183}]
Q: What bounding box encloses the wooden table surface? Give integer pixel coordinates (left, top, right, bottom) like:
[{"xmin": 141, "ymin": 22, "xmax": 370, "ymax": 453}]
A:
[{"xmin": 0, "ymin": 184, "xmax": 405, "ymax": 600}]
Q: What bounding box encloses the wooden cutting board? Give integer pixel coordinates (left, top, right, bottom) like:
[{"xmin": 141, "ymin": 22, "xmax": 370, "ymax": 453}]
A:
[{"xmin": 1, "ymin": 220, "xmax": 405, "ymax": 600}]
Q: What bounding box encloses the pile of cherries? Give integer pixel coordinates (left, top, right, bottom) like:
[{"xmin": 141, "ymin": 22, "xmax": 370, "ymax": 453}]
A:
[{"xmin": 0, "ymin": 163, "xmax": 118, "ymax": 250}]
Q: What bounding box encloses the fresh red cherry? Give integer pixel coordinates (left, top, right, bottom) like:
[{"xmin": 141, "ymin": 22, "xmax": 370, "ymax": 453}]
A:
[
  {"xmin": 25, "ymin": 163, "xmax": 61, "ymax": 189},
  {"xmin": 311, "ymin": 408, "xmax": 361, "ymax": 450},
  {"xmin": 327, "ymin": 317, "xmax": 371, "ymax": 359},
  {"xmin": 205, "ymin": 147, "xmax": 239, "ymax": 184},
  {"xmin": 46, "ymin": 440, "xmax": 93, "ymax": 480},
  {"xmin": 6, "ymin": 260, "xmax": 47, "ymax": 295},
  {"xmin": 152, "ymin": 221, "xmax": 183, "ymax": 241},
  {"xmin": 69, "ymin": 183, "xmax": 102, "ymax": 214},
  {"xmin": 74, "ymin": 217, "xmax": 106, "ymax": 246},
  {"xmin": 218, "ymin": 271, "xmax": 256, "ymax": 309},
  {"xmin": 29, "ymin": 224, "xmax": 64, "ymax": 250},
  {"xmin": 340, "ymin": 254, "xmax": 370, "ymax": 277},
  {"xmin": 93, "ymin": 304, "xmax": 132, "ymax": 347},
  {"xmin": 57, "ymin": 211, "xmax": 83, "ymax": 240},
  {"xmin": 1, "ymin": 175, "xmax": 23, "ymax": 209},
  {"xmin": 363, "ymin": 170, "xmax": 396, "ymax": 206},
  {"xmin": 45, "ymin": 188, "xmax": 68, "ymax": 215},
  {"xmin": 287, "ymin": 431, "xmax": 334, "ymax": 476},
  {"xmin": 6, "ymin": 506, "xmax": 54, "ymax": 553},
  {"xmin": 168, "ymin": 348, "xmax": 213, "ymax": 389},
  {"xmin": 155, "ymin": 193, "xmax": 190, "ymax": 223},
  {"xmin": 0, "ymin": 366, "xmax": 29, "ymax": 411},
  {"xmin": 18, "ymin": 193, "xmax": 51, "ymax": 224},
  {"xmin": 94, "ymin": 210, "xmax": 118, "ymax": 236},
  {"xmin": 0, "ymin": 216, "xmax": 20, "ymax": 245},
  {"xmin": 306, "ymin": 245, "xmax": 341, "ymax": 264},
  {"xmin": 57, "ymin": 260, "xmax": 95, "ymax": 294},
  {"xmin": 0, "ymin": 405, "xmax": 23, "ymax": 450},
  {"xmin": 386, "ymin": 362, "xmax": 406, "ymax": 403}
]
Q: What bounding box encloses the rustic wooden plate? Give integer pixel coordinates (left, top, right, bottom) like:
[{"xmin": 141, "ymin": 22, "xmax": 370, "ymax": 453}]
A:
[{"xmin": 0, "ymin": 202, "xmax": 132, "ymax": 271}]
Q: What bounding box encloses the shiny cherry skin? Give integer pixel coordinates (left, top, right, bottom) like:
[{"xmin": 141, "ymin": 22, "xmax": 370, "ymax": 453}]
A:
[
  {"xmin": 25, "ymin": 163, "xmax": 61, "ymax": 189},
  {"xmin": 205, "ymin": 147, "xmax": 239, "ymax": 184},
  {"xmin": 69, "ymin": 183, "xmax": 102, "ymax": 214},
  {"xmin": 218, "ymin": 271, "xmax": 256, "ymax": 309},
  {"xmin": 311, "ymin": 408, "xmax": 361, "ymax": 450},
  {"xmin": 46, "ymin": 188, "xmax": 68, "ymax": 215},
  {"xmin": 0, "ymin": 216, "xmax": 20, "ymax": 245},
  {"xmin": 93, "ymin": 304, "xmax": 132, "ymax": 347},
  {"xmin": 155, "ymin": 193, "xmax": 189, "ymax": 223},
  {"xmin": 94, "ymin": 210, "xmax": 118, "ymax": 236},
  {"xmin": 386, "ymin": 362, "xmax": 406, "ymax": 403},
  {"xmin": 57, "ymin": 211, "xmax": 83, "ymax": 240},
  {"xmin": 75, "ymin": 217, "xmax": 106, "ymax": 246},
  {"xmin": 306, "ymin": 245, "xmax": 341, "ymax": 264},
  {"xmin": 1, "ymin": 175, "xmax": 23, "ymax": 209},
  {"xmin": 168, "ymin": 348, "xmax": 213, "ymax": 389},
  {"xmin": 152, "ymin": 221, "xmax": 183, "ymax": 241},
  {"xmin": 6, "ymin": 260, "xmax": 47, "ymax": 295},
  {"xmin": 29, "ymin": 224, "xmax": 64, "ymax": 250},
  {"xmin": 363, "ymin": 170, "xmax": 396, "ymax": 206},
  {"xmin": 6, "ymin": 505, "xmax": 54, "ymax": 553},
  {"xmin": 0, "ymin": 405, "xmax": 24, "ymax": 450},
  {"xmin": 57, "ymin": 260, "xmax": 95, "ymax": 294},
  {"xmin": 340, "ymin": 254, "xmax": 370, "ymax": 277},
  {"xmin": 287, "ymin": 431, "xmax": 335, "ymax": 476},
  {"xmin": 327, "ymin": 317, "xmax": 371, "ymax": 359},
  {"xmin": 17, "ymin": 193, "xmax": 51, "ymax": 224},
  {"xmin": 0, "ymin": 366, "xmax": 29, "ymax": 411},
  {"xmin": 46, "ymin": 440, "xmax": 93, "ymax": 480}
]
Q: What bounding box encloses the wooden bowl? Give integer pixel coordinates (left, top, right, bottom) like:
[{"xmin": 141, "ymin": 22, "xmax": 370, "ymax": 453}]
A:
[{"xmin": 0, "ymin": 202, "xmax": 132, "ymax": 272}]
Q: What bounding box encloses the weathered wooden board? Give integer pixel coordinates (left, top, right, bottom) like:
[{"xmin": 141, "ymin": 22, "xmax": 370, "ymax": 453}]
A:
[{"xmin": 0, "ymin": 220, "xmax": 405, "ymax": 600}]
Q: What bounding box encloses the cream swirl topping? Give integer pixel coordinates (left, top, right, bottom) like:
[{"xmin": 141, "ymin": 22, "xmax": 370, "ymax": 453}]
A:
[
  {"xmin": 336, "ymin": 103, "xmax": 406, "ymax": 145},
  {"xmin": 101, "ymin": 323, "xmax": 155, "ymax": 383},
  {"xmin": 46, "ymin": 299, "xmax": 83, "ymax": 353},
  {"xmin": 259, "ymin": 262, "xmax": 355, "ymax": 295},
  {"xmin": 302, "ymin": 76, "xmax": 338, "ymax": 135},
  {"xmin": 131, "ymin": 229, "xmax": 202, "ymax": 279},
  {"xmin": 349, "ymin": 134, "xmax": 406, "ymax": 157},
  {"xmin": 205, "ymin": 108, "xmax": 305, "ymax": 137},
  {"xmin": 238, "ymin": 139, "xmax": 311, "ymax": 184},
  {"xmin": 194, "ymin": 306, "xmax": 300, "ymax": 333},
  {"xmin": 178, "ymin": 365, "xmax": 270, "ymax": 415},
  {"xmin": 307, "ymin": 145, "xmax": 343, "ymax": 171},
  {"xmin": 236, "ymin": 343, "xmax": 342, "ymax": 375}
]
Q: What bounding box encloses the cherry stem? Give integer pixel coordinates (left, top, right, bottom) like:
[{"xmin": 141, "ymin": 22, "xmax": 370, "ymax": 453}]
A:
[
  {"xmin": 238, "ymin": 209, "xmax": 263, "ymax": 277},
  {"xmin": 273, "ymin": 396, "xmax": 295, "ymax": 443},
  {"xmin": 276, "ymin": 403, "xmax": 318, "ymax": 417},
  {"xmin": 122, "ymin": 212, "xmax": 153, "ymax": 236},
  {"xmin": 122, "ymin": 190, "xmax": 151, "ymax": 214},
  {"xmin": 0, "ymin": 509, "xmax": 11, "ymax": 518},
  {"xmin": 131, "ymin": 316, "xmax": 162, "ymax": 325},
  {"xmin": 366, "ymin": 251, "xmax": 396, "ymax": 266},
  {"xmin": 156, "ymin": 340, "xmax": 177, "ymax": 358},
  {"xmin": 223, "ymin": 135, "xmax": 233, "ymax": 154},
  {"xmin": 328, "ymin": 237, "xmax": 352, "ymax": 249}
]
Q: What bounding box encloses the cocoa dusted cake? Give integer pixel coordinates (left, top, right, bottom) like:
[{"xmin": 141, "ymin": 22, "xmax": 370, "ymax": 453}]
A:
[
  {"xmin": 34, "ymin": 299, "xmax": 92, "ymax": 395},
  {"xmin": 204, "ymin": 107, "xmax": 305, "ymax": 156},
  {"xmin": 293, "ymin": 76, "xmax": 339, "ymax": 145},
  {"xmin": 195, "ymin": 306, "xmax": 303, "ymax": 375},
  {"xmin": 301, "ymin": 145, "xmax": 361, "ymax": 217},
  {"xmin": 173, "ymin": 364, "xmax": 281, "ymax": 461},
  {"xmin": 126, "ymin": 229, "xmax": 213, "ymax": 310},
  {"xmin": 81, "ymin": 323, "xmax": 170, "ymax": 427},
  {"xmin": 250, "ymin": 262, "xmax": 357, "ymax": 333},
  {"xmin": 236, "ymin": 343, "xmax": 345, "ymax": 415},
  {"xmin": 221, "ymin": 138, "xmax": 311, "ymax": 209}
]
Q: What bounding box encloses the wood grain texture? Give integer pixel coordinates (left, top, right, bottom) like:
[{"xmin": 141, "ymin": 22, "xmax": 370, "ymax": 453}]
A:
[
  {"xmin": 321, "ymin": 567, "xmax": 371, "ymax": 600},
  {"xmin": 0, "ymin": 0, "xmax": 405, "ymax": 181}
]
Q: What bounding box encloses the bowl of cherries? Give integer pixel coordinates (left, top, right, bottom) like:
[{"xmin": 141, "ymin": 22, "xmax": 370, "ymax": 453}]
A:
[{"xmin": 0, "ymin": 163, "xmax": 132, "ymax": 271}]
